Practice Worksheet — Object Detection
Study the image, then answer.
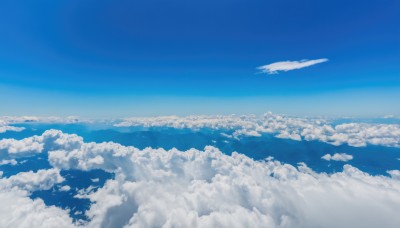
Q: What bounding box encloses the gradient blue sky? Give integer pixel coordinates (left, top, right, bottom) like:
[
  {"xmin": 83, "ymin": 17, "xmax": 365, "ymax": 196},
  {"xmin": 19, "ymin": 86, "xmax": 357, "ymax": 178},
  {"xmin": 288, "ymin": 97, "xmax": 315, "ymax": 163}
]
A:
[{"xmin": 0, "ymin": 0, "xmax": 399, "ymax": 117}]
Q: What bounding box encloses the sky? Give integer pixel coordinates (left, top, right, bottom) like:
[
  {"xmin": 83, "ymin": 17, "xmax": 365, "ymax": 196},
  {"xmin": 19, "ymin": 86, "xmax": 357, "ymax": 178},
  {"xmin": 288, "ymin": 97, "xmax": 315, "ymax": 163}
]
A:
[{"xmin": 0, "ymin": 0, "xmax": 399, "ymax": 117}]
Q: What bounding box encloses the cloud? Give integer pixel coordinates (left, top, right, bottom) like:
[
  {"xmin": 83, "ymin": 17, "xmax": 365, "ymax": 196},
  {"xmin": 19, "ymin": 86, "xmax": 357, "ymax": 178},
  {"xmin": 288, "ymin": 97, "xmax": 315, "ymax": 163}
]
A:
[
  {"xmin": 0, "ymin": 120, "xmax": 25, "ymax": 133},
  {"xmin": 0, "ymin": 189, "xmax": 75, "ymax": 228},
  {"xmin": 0, "ymin": 116, "xmax": 84, "ymax": 125},
  {"xmin": 0, "ymin": 125, "xmax": 25, "ymax": 134},
  {"xmin": 0, "ymin": 136, "xmax": 44, "ymax": 159},
  {"xmin": 0, "ymin": 168, "xmax": 64, "ymax": 192},
  {"xmin": 0, "ymin": 129, "xmax": 84, "ymax": 161},
  {"xmin": 60, "ymin": 185, "xmax": 71, "ymax": 192},
  {"xmin": 387, "ymin": 170, "xmax": 400, "ymax": 180},
  {"xmin": 257, "ymin": 58, "xmax": 328, "ymax": 74},
  {"xmin": 0, "ymin": 159, "xmax": 18, "ymax": 166},
  {"xmin": 321, "ymin": 153, "xmax": 353, "ymax": 162},
  {"xmin": 115, "ymin": 113, "xmax": 400, "ymax": 148},
  {"xmin": 0, "ymin": 167, "xmax": 73, "ymax": 227},
  {"xmin": 2, "ymin": 130, "xmax": 400, "ymax": 227},
  {"xmin": 2, "ymin": 113, "xmax": 399, "ymax": 148}
]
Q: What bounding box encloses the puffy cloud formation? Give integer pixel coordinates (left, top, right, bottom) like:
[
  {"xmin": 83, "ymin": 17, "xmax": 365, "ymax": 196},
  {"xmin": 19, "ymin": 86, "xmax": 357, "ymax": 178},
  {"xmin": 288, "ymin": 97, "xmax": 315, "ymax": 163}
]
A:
[
  {"xmin": 0, "ymin": 120, "xmax": 25, "ymax": 134},
  {"xmin": 321, "ymin": 153, "xmax": 353, "ymax": 162},
  {"xmin": 0, "ymin": 135, "xmax": 44, "ymax": 162},
  {"xmin": 2, "ymin": 131, "xmax": 400, "ymax": 227},
  {"xmin": 115, "ymin": 113, "xmax": 400, "ymax": 148},
  {"xmin": 0, "ymin": 129, "xmax": 84, "ymax": 161},
  {"xmin": 0, "ymin": 125, "xmax": 25, "ymax": 134},
  {"xmin": 0, "ymin": 190, "xmax": 75, "ymax": 228},
  {"xmin": 0, "ymin": 168, "xmax": 73, "ymax": 227},
  {"xmin": 0, "ymin": 168, "xmax": 64, "ymax": 192},
  {"xmin": 257, "ymin": 58, "xmax": 328, "ymax": 74}
]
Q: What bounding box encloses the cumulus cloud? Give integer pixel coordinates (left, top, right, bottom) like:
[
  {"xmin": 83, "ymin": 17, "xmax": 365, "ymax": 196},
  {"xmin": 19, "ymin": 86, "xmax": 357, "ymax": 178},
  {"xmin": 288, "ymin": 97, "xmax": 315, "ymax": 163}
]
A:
[
  {"xmin": 257, "ymin": 58, "xmax": 328, "ymax": 74},
  {"xmin": 0, "ymin": 190, "xmax": 75, "ymax": 228},
  {"xmin": 1, "ymin": 131, "xmax": 399, "ymax": 227},
  {"xmin": 0, "ymin": 129, "xmax": 84, "ymax": 161},
  {"xmin": 0, "ymin": 120, "xmax": 25, "ymax": 134},
  {"xmin": 54, "ymin": 136, "xmax": 400, "ymax": 228},
  {"xmin": 321, "ymin": 153, "xmax": 353, "ymax": 162},
  {"xmin": 115, "ymin": 113, "xmax": 400, "ymax": 148},
  {"xmin": 0, "ymin": 125, "xmax": 25, "ymax": 134},
  {"xmin": 0, "ymin": 168, "xmax": 64, "ymax": 192},
  {"xmin": 0, "ymin": 167, "xmax": 73, "ymax": 227},
  {"xmin": 0, "ymin": 136, "xmax": 44, "ymax": 160}
]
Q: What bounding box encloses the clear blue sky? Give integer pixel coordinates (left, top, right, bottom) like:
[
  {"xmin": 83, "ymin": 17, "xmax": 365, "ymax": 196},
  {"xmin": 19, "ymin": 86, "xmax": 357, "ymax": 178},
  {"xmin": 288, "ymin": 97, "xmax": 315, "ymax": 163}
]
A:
[{"xmin": 0, "ymin": 0, "xmax": 399, "ymax": 117}]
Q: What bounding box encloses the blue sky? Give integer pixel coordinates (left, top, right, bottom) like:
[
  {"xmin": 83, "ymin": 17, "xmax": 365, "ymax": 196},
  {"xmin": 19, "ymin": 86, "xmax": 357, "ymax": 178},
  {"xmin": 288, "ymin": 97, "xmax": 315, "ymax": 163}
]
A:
[{"xmin": 0, "ymin": 0, "xmax": 399, "ymax": 117}]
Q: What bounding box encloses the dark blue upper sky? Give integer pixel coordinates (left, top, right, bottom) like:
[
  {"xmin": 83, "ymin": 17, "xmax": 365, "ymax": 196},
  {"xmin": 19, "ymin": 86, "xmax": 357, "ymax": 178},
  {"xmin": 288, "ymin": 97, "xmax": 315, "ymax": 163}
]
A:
[{"xmin": 0, "ymin": 0, "xmax": 399, "ymax": 117}]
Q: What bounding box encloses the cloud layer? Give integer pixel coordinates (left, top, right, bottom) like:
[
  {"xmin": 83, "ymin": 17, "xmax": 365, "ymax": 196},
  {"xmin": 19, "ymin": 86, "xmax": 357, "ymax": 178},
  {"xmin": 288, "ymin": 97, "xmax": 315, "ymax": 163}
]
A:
[
  {"xmin": 1, "ymin": 130, "xmax": 400, "ymax": 228},
  {"xmin": 257, "ymin": 58, "xmax": 328, "ymax": 74},
  {"xmin": 115, "ymin": 113, "xmax": 400, "ymax": 148}
]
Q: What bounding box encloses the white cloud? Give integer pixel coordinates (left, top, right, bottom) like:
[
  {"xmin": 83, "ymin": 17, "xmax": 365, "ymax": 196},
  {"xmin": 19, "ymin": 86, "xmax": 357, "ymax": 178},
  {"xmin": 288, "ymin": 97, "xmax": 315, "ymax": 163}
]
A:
[
  {"xmin": 0, "ymin": 136, "xmax": 44, "ymax": 160},
  {"xmin": 0, "ymin": 125, "xmax": 25, "ymax": 134},
  {"xmin": 387, "ymin": 170, "xmax": 400, "ymax": 180},
  {"xmin": 0, "ymin": 116, "xmax": 84, "ymax": 125},
  {"xmin": 0, "ymin": 164, "xmax": 73, "ymax": 227},
  {"xmin": 0, "ymin": 159, "xmax": 18, "ymax": 166},
  {"xmin": 0, "ymin": 189, "xmax": 75, "ymax": 228},
  {"xmin": 115, "ymin": 113, "xmax": 400, "ymax": 148},
  {"xmin": 322, "ymin": 153, "xmax": 353, "ymax": 162},
  {"xmin": 0, "ymin": 129, "xmax": 83, "ymax": 161},
  {"xmin": 257, "ymin": 58, "xmax": 328, "ymax": 74},
  {"xmin": 2, "ymin": 130, "xmax": 396, "ymax": 228},
  {"xmin": 60, "ymin": 185, "xmax": 71, "ymax": 192},
  {"xmin": 0, "ymin": 119, "xmax": 25, "ymax": 133},
  {"xmin": 0, "ymin": 168, "xmax": 64, "ymax": 192},
  {"xmin": 2, "ymin": 130, "xmax": 400, "ymax": 227}
]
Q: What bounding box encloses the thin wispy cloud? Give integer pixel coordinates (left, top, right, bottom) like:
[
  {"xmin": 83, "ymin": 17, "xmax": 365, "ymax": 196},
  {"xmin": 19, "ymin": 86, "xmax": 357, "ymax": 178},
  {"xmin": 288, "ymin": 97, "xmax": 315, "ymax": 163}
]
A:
[{"xmin": 257, "ymin": 58, "xmax": 328, "ymax": 74}]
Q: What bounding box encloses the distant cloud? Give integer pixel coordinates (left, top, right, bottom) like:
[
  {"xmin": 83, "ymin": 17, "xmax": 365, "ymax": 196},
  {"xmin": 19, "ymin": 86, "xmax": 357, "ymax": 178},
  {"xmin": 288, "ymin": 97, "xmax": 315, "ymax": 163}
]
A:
[
  {"xmin": 257, "ymin": 58, "xmax": 328, "ymax": 74},
  {"xmin": 322, "ymin": 153, "xmax": 353, "ymax": 162},
  {"xmin": 115, "ymin": 113, "xmax": 400, "ymax": 148}
]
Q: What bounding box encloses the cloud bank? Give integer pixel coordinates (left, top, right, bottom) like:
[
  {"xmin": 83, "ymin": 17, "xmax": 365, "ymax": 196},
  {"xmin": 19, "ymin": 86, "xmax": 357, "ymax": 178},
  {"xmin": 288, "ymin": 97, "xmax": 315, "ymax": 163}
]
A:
[
  {"xmin": 257, "ymin": 58, "xmax": 328, "ymax": 74},
  {"xmin": 0, "ymin": 116, "xmax": 83, "ymax": 125},
  {"xmin": 1, "ymin": 130, "xmax": 400, "ymax": 228},
  {"xmin": 115, "ymin": 113, "xmax": 400, "ymax": 148}
]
